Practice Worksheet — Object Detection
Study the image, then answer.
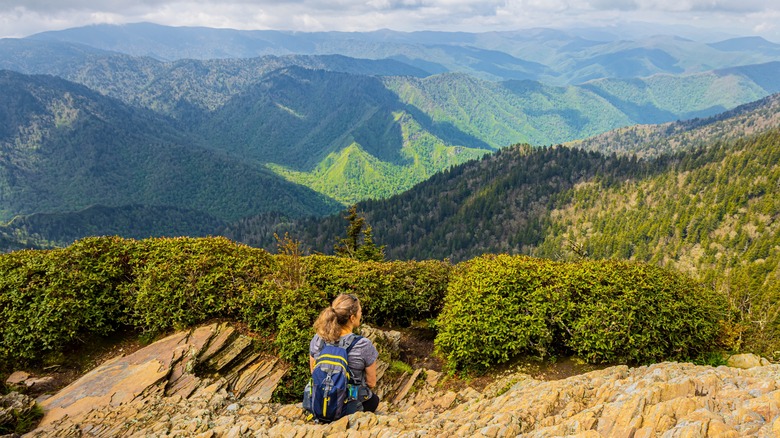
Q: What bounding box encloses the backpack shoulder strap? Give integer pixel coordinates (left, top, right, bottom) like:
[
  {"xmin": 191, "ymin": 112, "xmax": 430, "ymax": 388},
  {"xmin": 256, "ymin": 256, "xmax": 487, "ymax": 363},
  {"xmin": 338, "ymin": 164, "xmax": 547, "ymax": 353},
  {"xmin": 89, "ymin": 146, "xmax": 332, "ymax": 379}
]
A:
[{"xmin": 345, "ymin": 335, "xmax": 362, "ymax": 354}]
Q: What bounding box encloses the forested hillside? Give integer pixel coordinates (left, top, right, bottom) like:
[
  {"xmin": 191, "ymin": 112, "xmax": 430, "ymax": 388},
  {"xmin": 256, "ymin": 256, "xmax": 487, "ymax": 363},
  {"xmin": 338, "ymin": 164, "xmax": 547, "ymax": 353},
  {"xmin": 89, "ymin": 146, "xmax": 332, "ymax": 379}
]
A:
[
  {"xmin": 229, "ymin": 93, "xmax": 780, "ymax": 259},
  {"xmin": 2, "ymin": 205, "xmax": 227, "ymax": 248},
  {"xmin": 195, "ymin": 67, "xmax": 490, "ymax": 169},
  {"xmin": 570, "ymin": 93, "xmax": 780, "ymax": 158},
  {"xmin": 0, "ymin": 71, "xmax": 340, "ymax": 223},
  {"xmin": 226, "ymin": 145, "xmax": 659, "ymax": 259},
  {"xmin": 536, "ymin": 130, "xmax": 780, "ymax": 352}
]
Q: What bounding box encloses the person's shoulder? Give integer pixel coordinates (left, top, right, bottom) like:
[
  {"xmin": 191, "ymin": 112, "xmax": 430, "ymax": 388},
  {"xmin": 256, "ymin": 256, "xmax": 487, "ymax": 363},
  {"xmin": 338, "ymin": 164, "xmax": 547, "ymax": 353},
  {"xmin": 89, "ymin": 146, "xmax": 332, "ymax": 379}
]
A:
[
  {"xmin": 310, "ymin": 334, "xmax": 324, "ymax": 350},
  {"xmin": 354, "ymin": 335, "xmax": 377, "ymax": 350}
]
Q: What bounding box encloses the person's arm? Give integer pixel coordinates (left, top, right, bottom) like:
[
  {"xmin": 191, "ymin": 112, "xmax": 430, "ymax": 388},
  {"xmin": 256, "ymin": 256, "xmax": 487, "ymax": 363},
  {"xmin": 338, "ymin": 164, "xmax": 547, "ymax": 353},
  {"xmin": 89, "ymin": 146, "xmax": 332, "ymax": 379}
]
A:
[
  {"xmin": 310, "ymin": 355, "xmax": 316, "ymax": 373},
  {"xmin": 364, "ymin": 361, "xmax": 377, "ymax": 389}
]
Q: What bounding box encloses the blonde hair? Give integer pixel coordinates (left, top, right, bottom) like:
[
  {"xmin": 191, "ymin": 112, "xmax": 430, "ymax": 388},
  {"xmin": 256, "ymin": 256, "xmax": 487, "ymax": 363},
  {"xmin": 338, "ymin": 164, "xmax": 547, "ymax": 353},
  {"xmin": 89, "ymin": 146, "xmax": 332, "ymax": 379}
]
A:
[{"xmin": 314, "ymin": 294, "xmax": 361, "ymax": 343}]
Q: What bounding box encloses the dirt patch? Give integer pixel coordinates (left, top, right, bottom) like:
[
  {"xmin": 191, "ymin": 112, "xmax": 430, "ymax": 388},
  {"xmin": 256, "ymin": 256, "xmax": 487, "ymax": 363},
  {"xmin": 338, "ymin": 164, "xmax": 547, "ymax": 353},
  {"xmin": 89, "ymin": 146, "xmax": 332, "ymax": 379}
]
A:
[
  {"xmin": 439, "ymin": 355, "xmax": 611, "ymax": 393},
  {"xmin": 395, "ymin": 326, "xmax": 445, "ymax": 372},
  {"xmin": 388, "ymin": 324, "xmax": 610, "ymax": 393},
  {"xmin": 5, "ymin": 330, "xmax": 145, "ymax": 400}
]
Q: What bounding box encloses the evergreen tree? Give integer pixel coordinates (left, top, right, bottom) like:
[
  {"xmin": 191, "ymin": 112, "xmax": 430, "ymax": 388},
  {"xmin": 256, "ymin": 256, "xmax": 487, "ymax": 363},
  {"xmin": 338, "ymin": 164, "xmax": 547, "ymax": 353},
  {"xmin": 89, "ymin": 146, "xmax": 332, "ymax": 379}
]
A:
[{"xmin": 334, "ymin": 205, "xmax": 385, "ymax": 262}]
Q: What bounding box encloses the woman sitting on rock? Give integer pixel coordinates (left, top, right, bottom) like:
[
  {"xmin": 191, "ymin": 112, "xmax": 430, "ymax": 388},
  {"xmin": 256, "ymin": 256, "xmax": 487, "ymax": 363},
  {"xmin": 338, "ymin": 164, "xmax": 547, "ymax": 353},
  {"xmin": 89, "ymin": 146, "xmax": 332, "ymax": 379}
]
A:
[{"xmin": 309, "ymin": 293, "xmax": 380, "ymax": 414}]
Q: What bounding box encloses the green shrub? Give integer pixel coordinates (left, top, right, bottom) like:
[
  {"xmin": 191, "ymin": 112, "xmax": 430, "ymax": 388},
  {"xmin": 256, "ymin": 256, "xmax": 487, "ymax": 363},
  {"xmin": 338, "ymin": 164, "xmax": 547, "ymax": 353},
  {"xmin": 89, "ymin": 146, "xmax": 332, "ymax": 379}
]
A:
[
  {"xmin": 0, "ymin": 235, "xmax": 729, "ymax": 397},
  {"xmin": 435, "ymin": 254, "xmax": 560, "ymax": 371},
  {"xmin": 561, "ymin": 260, "xmax": 727, "ymax": 364},
  {"xmin": 0, "ymin": 237, "xmax": 131, "ymax": 364},
  {"xmin": 122, "ymin": 236, "xmax": 274, "ymax": 335},
  {"xmin": 271, "ymin": 285, "xmax": 326, "ymax": 401},
  {"xmin": 435, "ymin": 255, "xmax": 727, "ymax": 372}
]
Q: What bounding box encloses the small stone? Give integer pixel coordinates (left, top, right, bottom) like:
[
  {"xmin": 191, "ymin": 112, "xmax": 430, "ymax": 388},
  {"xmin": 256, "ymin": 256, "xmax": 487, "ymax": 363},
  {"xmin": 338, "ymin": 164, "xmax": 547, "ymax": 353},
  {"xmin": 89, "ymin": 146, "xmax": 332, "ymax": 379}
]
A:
[
  {"xmin": 727, "ymin": 354, "xmax": 765, "ymax": 369},
  {"xmin": 224, "ymin": 424, "xmax": 243, "ymax": 438},
  {"xmin": 25, "ymin": 376, "xmax": 56, "ymax": 391},
  {"xmin": 327, "ymin": 415, "xmax": 350, "ymax": 433},
  {"xmin": 425, "ymin": 370, "xmax": 441, "ymax": 387},
  {"xmin": 434, "ymin": 391, "xmax": 457, "ymax": 410},
  {"xmin": 6, "ymin": 371, "xmax": 30, "ymax": 385},
  {"xmin": 708, "ymin": 420, "xmax": 739, "ymax": 437},
  {"xmin": 479, "ymin": 424, "xmax": 501, "ymax": 437},
  {"xmin": 457, "ymin": 387, "xmax": 482, "ymax": 401}
]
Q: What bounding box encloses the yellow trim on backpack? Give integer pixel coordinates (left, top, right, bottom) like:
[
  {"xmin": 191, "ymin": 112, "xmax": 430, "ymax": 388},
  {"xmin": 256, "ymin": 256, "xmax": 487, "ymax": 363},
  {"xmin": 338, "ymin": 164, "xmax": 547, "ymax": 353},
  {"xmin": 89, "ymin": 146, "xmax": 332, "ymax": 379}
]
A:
[
  {"xmin": 317, "ymin": 354, "xmax": 349, "ymax": 365},
  {"xmin": 315, "ymin": 360, "xmax": 351, "ymax": 377}
]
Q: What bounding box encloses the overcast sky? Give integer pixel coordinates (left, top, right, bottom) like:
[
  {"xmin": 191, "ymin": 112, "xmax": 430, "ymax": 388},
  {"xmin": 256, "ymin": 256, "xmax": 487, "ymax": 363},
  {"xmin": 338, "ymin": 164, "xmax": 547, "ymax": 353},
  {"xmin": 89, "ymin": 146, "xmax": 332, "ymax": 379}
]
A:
[{"xmin": 1, "ymin": 0, "xmax": 779, "ymax": 42}]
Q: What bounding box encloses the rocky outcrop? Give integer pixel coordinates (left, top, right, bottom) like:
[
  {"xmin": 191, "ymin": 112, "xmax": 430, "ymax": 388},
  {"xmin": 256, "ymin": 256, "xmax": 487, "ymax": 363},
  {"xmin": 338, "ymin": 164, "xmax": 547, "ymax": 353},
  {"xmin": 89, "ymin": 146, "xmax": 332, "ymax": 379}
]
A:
[
  {"xmin": 31, "ymin": 322, "xmax": 289, "ymax": 435},
  {"xmin": 1, "ymin": 391, "xmax": 38, "ymax": 435},
  {"xmin": 25, "ymin": 323, "xmax": 780, "ymax": 437}
]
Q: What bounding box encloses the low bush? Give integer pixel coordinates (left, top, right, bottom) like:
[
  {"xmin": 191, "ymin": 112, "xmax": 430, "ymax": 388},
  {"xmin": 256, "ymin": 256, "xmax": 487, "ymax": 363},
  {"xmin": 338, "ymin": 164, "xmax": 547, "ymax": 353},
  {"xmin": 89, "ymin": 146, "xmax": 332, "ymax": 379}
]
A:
[
  {"xmin": 435, "ymin": 255, "xmax": 728, "ymax": 372},
  {"xmin": 0, "ymin": 237, "xmax": 729, "ymax": 396},
  {"xmin": 560, "ymin": 260, "xmax": 727, "ymax": 364},
  {"xmin": 271, "ymin": 285, "xmax": 326, "ymax": 401},
  {"xmin": 122, "ymin": 236, "xmax": 275, "ymax": 336},
  {"xmin": 435, "ymin": 255, "xmax": 561, "ymax": 371},
  {"xmin": 0, "ymin": 237, "xmax": 131, "ymax": 363},
  {"xmin": 0, "ymin": 237, "xmax": 451, "ymax": 396}
]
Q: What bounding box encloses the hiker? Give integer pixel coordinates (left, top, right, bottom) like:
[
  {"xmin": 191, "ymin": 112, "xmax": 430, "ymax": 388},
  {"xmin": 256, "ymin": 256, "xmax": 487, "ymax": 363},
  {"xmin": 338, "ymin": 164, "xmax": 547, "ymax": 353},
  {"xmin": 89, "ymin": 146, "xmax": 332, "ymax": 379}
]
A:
[{"xmin": 307, "ymin": 293, "xmax": 380, "ymax": 420}]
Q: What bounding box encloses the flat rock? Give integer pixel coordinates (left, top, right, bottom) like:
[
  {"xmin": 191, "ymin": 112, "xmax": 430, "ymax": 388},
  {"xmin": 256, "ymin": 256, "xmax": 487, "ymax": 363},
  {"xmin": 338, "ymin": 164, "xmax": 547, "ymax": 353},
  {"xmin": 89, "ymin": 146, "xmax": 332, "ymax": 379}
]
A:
[
  {"xmin": 727, "ymin": 353, "xmax": 770, "ymax": 369},
  {"xmin": 38, "ymin": 329, "xmax": 191, "ymax": 428},
  {"xmin": 0, "ymin": 391, "xmax": 36, "ymax": 433},
  {"xmin": 6, "ymin": 371, "xmax": 30, "ymax": 385}
]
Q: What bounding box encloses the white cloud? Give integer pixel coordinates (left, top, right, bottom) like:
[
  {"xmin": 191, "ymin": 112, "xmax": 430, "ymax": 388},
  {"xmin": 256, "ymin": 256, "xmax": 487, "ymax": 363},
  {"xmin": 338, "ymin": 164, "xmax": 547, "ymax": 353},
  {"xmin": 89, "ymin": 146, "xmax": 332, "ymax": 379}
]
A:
[{"xmin": 0, "ymin": 0, "xmax": 778, "ymax": 41}]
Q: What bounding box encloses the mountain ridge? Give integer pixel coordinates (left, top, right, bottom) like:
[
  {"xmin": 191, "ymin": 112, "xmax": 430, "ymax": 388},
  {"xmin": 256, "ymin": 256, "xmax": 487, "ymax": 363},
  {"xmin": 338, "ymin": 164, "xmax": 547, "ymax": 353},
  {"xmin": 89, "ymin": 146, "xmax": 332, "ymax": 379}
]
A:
[
  {"xmin": 24, "ymin": 22, "xmax": 780, "ymax": 84},
  {"xmin": 0, "ymin": 70, "xmax": 341, "ymax": 224}
]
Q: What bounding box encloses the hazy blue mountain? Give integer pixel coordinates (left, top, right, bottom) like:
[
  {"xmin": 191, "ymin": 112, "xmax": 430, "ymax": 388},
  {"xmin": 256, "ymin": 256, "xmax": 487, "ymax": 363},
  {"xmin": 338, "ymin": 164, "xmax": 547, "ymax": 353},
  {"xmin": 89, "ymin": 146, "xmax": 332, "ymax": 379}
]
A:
[
  {"xmin": 0, "ymin": 39, "xmax": 429, "ymax": 119},
  {"xmin": 26, "ymin": 23, "xmax": 780, "ymax": 84},
  {"xmin": 0, "ymin": 70, "xmax": 341, "ymax": 223},
  {"xmin": 4, "ymin": 35, "xmax": 777, "ymax": 140},
  {"xmin": 709, "ymin": 36, "xmax": 780, "ymax": 55}
]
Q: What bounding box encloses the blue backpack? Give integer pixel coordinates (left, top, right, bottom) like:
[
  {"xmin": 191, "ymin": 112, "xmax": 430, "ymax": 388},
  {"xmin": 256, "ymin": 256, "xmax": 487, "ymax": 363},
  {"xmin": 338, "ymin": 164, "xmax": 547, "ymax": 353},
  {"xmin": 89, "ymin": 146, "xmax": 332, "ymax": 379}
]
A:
[{"xmin": 303, "ymin": 335, "xmax": 362, "ymax": 422}]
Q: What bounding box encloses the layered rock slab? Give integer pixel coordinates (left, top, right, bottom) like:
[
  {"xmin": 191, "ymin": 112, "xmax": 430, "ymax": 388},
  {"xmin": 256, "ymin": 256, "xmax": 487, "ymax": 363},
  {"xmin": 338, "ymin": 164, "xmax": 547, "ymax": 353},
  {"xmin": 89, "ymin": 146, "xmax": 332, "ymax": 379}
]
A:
[
  {"xmin": 26, "ymin": 323, "xmax": 780, "ymax": 437},
  {"xmin": 34, "ymin": 322, "xmax": 288, "ymax": 432}
]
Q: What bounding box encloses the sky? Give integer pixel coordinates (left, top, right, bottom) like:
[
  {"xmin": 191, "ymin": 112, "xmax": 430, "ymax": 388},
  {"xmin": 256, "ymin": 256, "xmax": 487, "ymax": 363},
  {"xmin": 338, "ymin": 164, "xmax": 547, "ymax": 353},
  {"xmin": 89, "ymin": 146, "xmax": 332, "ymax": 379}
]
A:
[{"xmin": 1, "ymin": 0, "xmax": 779, "ymax": 42}]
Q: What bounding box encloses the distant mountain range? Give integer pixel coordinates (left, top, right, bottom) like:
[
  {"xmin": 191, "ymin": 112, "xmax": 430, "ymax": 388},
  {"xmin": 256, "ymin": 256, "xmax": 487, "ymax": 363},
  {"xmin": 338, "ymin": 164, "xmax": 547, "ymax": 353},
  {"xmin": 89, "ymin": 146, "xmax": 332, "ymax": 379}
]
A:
[
  {"xmin": 0, "ymin": 23, "xmax": 778, "ymax": 251},
  {"xmin": 23, "ymin": 23, "xmax": 780, "ymax": 84}
]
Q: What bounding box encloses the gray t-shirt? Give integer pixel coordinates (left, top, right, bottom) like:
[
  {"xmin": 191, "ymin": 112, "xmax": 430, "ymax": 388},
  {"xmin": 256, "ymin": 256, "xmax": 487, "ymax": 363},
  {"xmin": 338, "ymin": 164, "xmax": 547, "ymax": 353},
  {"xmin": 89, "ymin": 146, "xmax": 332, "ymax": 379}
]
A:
[{"xmin": 309, "ymin": 333, "xmax": 379, "ymax": 386}]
